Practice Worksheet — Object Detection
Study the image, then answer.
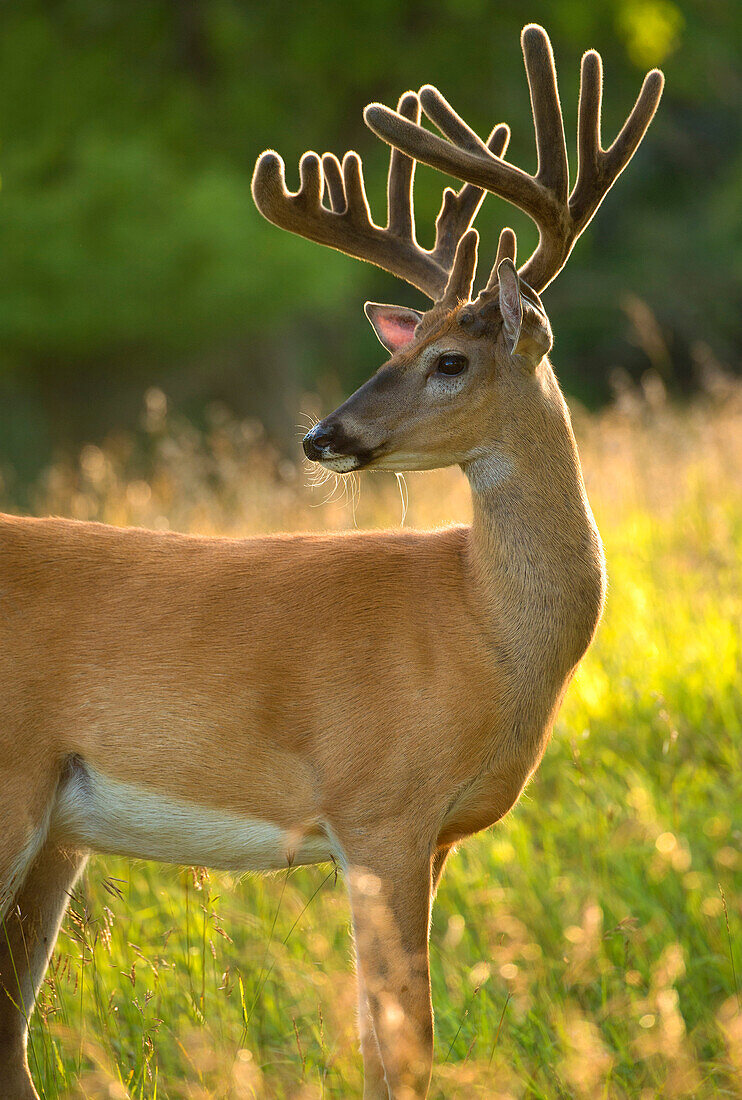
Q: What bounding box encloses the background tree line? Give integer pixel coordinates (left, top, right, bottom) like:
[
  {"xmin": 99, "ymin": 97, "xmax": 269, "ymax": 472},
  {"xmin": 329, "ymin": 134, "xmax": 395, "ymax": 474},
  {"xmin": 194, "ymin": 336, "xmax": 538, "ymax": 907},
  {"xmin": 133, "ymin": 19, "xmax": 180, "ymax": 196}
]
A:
[{"xmin": 0, "ymin": 0, "xmax": 739, "ymax": 484}]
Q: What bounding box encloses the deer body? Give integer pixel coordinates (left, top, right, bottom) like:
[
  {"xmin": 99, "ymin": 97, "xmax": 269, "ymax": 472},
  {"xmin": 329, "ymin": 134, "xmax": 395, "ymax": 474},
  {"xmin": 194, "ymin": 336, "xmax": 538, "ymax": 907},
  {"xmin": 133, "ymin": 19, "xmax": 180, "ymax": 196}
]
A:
[
  {"xmin": 0, "ymin": 360, "xmax": 603, "ymax": 866},
  {"xmin": 0, "ymin": 24, "xmax": 661, "ymax": 1099}
]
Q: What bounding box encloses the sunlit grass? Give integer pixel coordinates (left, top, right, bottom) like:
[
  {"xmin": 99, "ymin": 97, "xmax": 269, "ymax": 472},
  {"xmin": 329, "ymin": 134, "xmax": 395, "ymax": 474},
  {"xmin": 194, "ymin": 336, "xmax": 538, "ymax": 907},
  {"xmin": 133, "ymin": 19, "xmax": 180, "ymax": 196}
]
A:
[{"xmin": 6, "ymin": 370, "xmax": 741, "ymax": 1098}]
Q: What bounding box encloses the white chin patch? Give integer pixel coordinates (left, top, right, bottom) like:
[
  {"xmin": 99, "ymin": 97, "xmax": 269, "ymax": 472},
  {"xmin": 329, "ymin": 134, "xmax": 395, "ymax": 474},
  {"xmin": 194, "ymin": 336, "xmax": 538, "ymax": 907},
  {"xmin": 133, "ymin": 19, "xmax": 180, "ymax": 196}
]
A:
[{"xmin": 320, "ymin": 454, "xmax": 362, "ymax": 473}]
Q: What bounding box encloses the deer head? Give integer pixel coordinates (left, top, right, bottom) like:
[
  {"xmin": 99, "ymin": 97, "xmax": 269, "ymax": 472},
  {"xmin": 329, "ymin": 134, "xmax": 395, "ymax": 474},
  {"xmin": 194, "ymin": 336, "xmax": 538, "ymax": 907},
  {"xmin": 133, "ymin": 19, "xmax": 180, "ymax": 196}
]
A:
[{"xmin": 252, "ymin": 25, "xmax": 663, "ymax": 481}]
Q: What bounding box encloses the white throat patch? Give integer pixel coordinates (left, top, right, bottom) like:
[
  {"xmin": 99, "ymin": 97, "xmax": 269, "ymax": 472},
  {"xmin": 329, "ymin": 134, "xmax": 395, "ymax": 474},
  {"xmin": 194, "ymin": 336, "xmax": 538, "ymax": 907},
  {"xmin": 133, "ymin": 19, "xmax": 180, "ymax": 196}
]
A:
[{"xmin": 464, "ymin": 448, "xmax": 515, "ymax": 492}]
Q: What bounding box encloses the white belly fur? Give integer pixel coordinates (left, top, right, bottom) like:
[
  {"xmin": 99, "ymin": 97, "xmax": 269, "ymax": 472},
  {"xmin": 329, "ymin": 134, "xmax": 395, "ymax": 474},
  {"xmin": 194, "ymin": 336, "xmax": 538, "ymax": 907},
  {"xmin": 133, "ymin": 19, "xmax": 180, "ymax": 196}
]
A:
[{"xmin": 50, "ymin": 761, "xmax": 335, "ymax": 871}]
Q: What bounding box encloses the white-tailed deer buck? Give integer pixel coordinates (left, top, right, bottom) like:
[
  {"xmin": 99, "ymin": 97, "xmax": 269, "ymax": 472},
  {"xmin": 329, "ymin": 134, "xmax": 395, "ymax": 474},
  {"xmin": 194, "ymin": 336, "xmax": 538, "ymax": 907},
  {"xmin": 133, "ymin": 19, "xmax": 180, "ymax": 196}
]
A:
[{"xmin": 0, "ymin": 25, "xmax": 662, "ymax": 1100}]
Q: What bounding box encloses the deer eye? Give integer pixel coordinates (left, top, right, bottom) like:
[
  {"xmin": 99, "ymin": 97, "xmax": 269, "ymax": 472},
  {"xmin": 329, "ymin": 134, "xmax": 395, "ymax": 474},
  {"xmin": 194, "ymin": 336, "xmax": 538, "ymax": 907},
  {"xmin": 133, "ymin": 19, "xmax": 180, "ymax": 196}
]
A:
[{"xmin": 435, "ymin": 353, "xmax": 468, "ymax": 376}]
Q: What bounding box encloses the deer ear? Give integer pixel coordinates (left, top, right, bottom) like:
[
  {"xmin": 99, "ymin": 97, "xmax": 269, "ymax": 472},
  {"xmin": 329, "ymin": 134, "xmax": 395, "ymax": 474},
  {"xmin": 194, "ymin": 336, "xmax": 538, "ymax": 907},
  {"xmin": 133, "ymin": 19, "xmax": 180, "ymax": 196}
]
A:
[
  {"xmin": 364, "ymin": 302, "xmax": 423, "ymax": 353},
  {"xmin": 497, "ymin": 259, "xmax": 523, "ymax": 353},
  {"xmin": 497, "ymin": 259, "xmax": 552, "ymax": 368}
]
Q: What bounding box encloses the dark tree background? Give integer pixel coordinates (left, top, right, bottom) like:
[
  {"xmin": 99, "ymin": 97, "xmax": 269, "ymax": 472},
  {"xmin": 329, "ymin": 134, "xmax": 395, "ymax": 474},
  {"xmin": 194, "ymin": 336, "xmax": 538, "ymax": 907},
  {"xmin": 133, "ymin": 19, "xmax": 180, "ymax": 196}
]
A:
[{"xmin": 0, "ymin": 0, "xmax": 739, "ymax": 481}]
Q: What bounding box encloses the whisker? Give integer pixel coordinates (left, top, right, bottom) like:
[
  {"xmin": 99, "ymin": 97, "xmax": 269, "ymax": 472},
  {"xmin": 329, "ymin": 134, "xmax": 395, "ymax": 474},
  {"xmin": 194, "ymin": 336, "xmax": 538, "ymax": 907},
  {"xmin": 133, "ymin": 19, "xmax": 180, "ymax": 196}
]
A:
[
  {"xmin": 303, "ymin": 458, "xmax": 334, "ymax": 495},
  {"xmin": 320, "ymin": 473, "xmax": 344, "ymax": 506},
  {"xmin": 396, "ymin": 473, "xmax": 409, "ymax": 527},
  {"xmin": 309, "ymin": 473, "xmax": 332, "ymax": 494},
  {"xmin": 295, "ymin": 415, "xmax": 320, "ymax": 442},
  {"xmin": 303, "ymin": 458, "xmax": 362, "ymax": 519},
  {"xmin": 304, "ymin": 457, "xmax": 324, "ymax": 479},
  {"xmin": 350, "ymin": 472, "xmax": 361, "ymax": 527}
]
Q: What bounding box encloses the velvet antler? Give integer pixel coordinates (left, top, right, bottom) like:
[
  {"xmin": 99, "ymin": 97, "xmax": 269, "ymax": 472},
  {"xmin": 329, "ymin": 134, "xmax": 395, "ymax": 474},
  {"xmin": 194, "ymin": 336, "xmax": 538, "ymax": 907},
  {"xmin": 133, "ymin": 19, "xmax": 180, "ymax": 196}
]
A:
[
  {"xmin": 252, "ymin": 92, "xmax": 509, "ymax": 301},
  {"xmin": 364, "ymin": 25, "xmax": 664, "ymax": 294}
]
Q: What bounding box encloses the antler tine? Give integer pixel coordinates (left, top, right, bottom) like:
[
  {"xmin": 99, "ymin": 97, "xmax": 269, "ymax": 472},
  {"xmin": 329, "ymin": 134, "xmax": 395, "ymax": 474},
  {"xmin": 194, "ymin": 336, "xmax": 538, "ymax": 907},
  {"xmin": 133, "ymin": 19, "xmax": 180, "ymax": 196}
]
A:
[
  {"xmin": 482, "ymin": 228, "xmax": 517, "ymax": 294},
  {"xmin": 386, "ymin": 91, "xmax": 420, "ymax": 238},
  {"xmin": 438, "ymin": 228, "xmax": 480, "ymax": 310},
  {"xmin": 253, "ymin": 90, "xmax": 494, "ymax": 301},
  {"xmin": 341, "ymin": 151, "xmax": 374, "ymax": 230},
  {"xmin": 321, "ymin": 152, "xmax": 346, "ymax": 213},
  {"xmin": 365, "ymin": 23, "xmax": 664, "ymax": 295},
  {"xmin": 521, "ymin": 24, "xmax": 568, "ymax": 202},
  {"xmin": 431, "ymin": 122, "xmax": 510, "ymax": 272},
  {"xmin": 570, "ymin": 51, "xmax": 664, "ymax": 229}
]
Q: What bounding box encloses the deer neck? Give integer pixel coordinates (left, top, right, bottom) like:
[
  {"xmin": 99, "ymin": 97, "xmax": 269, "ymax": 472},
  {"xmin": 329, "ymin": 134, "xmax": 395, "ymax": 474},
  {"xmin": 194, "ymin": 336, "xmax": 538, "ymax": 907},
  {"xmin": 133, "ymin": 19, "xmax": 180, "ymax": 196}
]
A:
[{"xmin": 463, "ymin": 361, "xmax": 606, "ymax": 718}]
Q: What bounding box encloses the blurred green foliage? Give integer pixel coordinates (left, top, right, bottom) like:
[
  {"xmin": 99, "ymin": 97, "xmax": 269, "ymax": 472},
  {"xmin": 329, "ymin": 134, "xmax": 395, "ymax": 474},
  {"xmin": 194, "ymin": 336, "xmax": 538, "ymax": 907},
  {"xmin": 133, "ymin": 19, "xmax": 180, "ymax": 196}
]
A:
[{"xmin": 0, "ymin": 0, "xmax": 739, "ymax": 479}]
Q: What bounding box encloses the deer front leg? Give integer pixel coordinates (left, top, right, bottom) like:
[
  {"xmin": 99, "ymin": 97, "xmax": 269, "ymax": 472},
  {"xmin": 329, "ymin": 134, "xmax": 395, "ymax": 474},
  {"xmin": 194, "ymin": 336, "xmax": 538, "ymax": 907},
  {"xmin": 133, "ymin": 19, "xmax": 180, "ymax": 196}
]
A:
[
  {"xmin": 357, "ymin": 977, "xmax": 389, "ymax": 1099},
  {"xmin": 344, "ymin": 837, "xmax": 434, "ymax": 1100}
]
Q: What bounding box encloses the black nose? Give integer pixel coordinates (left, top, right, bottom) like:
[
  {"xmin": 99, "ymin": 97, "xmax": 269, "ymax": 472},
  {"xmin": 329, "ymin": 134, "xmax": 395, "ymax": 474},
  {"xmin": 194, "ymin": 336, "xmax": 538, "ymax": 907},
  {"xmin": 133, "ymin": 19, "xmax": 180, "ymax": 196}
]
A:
[{"xmin": 303, "ymin": 423, "xmax": 337, "ymax": 461}]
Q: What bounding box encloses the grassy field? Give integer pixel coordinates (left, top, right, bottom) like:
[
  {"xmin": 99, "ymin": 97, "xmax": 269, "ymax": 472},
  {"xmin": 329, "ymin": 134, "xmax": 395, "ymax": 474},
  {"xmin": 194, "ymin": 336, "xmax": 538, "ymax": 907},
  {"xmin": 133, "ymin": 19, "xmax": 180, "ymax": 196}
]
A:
[{"xmin": 9, "ymin": 370, "xmax": 742, "ymax": 1099}]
